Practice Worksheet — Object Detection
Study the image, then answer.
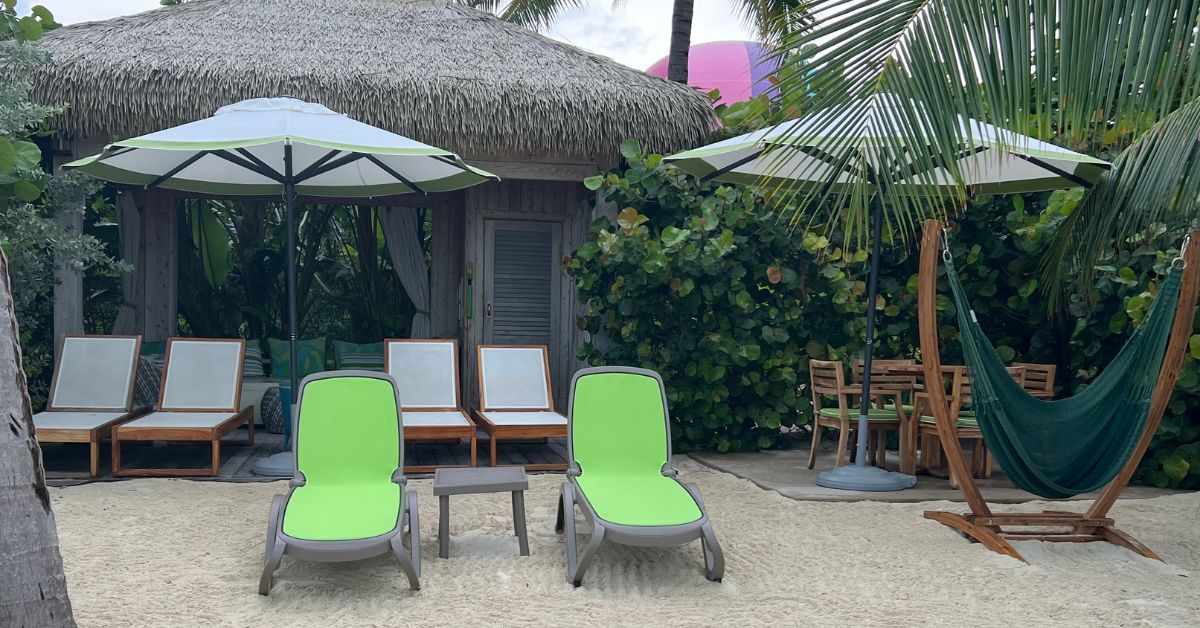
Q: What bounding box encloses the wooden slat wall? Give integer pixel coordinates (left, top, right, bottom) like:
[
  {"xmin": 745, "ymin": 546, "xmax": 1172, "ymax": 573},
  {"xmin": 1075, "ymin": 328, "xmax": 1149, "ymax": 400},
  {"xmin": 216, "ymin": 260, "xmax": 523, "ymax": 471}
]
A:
[
  {"xmin": 430, "ymin": 192, "xmax": 466, "ymax": 340},
  {"xmin": 462, "ymin": 180, "xmax": 589, "ymax": 411},
  {"xmin": 136, "ymin": 189, "xmax": 178, "ymax": 342}
]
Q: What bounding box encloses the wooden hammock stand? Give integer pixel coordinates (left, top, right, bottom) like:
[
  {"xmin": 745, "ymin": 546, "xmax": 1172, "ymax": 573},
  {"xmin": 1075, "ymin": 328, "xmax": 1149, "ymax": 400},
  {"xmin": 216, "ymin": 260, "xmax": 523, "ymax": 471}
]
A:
[{"xmin": 918, "ymin": 219, "xmax": 1200, "ymax": 563}]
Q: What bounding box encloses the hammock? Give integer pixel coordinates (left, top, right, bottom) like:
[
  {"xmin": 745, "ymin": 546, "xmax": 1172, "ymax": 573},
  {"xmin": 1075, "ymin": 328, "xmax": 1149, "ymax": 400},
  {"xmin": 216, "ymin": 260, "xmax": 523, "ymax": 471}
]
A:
[{"xmin": 943, "ymin": 253, "xmax": 1183, "ymax": 499}]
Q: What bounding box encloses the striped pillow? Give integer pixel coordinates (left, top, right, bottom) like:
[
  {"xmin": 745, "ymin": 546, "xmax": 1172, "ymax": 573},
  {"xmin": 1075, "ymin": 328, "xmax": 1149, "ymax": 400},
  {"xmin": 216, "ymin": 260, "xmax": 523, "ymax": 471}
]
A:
[
  {"xmin": 243, "ymin": 341, "xmax": 266, "ymax": 378},
  {"xmin": 332, "ymin": 340, "xmax": 385, "ymax": 371}
]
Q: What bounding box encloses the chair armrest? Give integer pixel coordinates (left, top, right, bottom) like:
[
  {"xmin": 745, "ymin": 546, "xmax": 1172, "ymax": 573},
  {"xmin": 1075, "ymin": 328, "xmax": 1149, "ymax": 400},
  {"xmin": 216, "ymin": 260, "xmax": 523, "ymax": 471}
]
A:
[
  {"xmin": 567, "ymin": 461, "xmax": 582, "ymax": 477},
  {"xmin": 391, "ymin": 469, "xmax": 407, "ymax": 486},
  {"xmin": 289, "ymin": 471, "xmax": 307, "ymax": 488}
]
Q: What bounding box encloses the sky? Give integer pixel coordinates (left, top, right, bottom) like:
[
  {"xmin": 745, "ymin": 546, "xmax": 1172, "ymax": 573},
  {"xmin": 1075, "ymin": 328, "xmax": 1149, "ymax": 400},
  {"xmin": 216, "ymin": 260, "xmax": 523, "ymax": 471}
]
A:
[{"xmin": 18, "ymin": 1, "xmax": 758, "ymax": 70}]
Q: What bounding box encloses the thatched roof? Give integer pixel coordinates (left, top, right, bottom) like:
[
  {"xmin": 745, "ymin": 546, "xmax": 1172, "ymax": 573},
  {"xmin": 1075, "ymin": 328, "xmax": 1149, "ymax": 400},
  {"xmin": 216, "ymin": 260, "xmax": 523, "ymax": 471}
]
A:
[{"xmin": 28, "ymin": 0, "xmax": 716, "ymax": 160}]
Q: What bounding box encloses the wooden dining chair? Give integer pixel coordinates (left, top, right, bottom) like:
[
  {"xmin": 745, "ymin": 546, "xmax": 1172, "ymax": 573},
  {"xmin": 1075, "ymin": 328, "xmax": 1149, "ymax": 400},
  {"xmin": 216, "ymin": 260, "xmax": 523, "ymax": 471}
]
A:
[
  {"xmin": 1012, "ymin": 362, "xmax": 1055, "ymax": 398},
  {"xmin": 807, "ymin": 359, "xmax": 903, "ymax": 470},
  {"xmin": 850, "ymin": 358, "xmax": 917, "ymax": 470},
  {"xmin": 914, "ymin": 365, "xmax": 1025, "ymax": 486}
]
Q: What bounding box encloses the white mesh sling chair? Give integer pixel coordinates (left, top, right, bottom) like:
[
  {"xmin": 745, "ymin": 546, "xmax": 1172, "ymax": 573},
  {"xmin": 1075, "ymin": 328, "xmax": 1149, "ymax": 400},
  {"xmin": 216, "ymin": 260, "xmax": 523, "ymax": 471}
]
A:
[
  {"xmin": 473, "ymin": 345, "xmax": 568, "ymax": 470},
  {"xmin": 259, "ymin": 371, "xmax": 420, "ymax": 595},
  {"xmin": 33, "ymin": 335, "xmax": 145, "ymax": 477},
  {"xmin": 385, "ymin": 338, "xmax": 477, "ymax": 471},
  {"xmin": 555, "ymin": 366, "xmax": 725, "ymax": 587},
  {"xmin": 112, "ymin": 338, "xmax": 254, "ymax": 476}
]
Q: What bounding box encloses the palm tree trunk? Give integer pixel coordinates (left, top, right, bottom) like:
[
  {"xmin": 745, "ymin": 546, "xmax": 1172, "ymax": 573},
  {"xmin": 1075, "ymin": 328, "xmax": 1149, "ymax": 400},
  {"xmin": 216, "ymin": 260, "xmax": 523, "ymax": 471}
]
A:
[
  {"xmin": 0, "ymin": 247, "xmax": 76, "ymax": 627},
  {"xmin": 666, "ymin": 0, "xmax": 694, "ymax": 84}
]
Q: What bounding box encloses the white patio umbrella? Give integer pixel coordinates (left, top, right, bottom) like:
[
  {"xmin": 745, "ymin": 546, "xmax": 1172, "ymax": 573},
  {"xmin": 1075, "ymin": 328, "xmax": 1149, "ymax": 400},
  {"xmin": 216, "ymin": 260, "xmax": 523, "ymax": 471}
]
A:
[
  {"xmin": 665, "ymin": 93, "xmax": 1109, "ymax": 491},
  {"xmin": 66, "ymin": 96, "xmax": 498, "ymax": 475}
]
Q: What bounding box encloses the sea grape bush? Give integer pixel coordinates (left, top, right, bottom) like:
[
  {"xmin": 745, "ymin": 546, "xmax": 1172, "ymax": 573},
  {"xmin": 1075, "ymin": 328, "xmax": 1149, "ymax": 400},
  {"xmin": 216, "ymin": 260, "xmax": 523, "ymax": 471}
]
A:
[{"xmin": 569, "ymin": 139, "xmax": 1200, "ymax": 488}]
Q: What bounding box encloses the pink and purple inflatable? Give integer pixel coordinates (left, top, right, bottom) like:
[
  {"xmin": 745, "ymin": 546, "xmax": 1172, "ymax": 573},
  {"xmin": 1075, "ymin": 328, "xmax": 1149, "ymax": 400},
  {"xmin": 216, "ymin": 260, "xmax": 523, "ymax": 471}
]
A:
[{"xmin": 646, "ymin": 40, "xmax": 780, "ymax": 106}]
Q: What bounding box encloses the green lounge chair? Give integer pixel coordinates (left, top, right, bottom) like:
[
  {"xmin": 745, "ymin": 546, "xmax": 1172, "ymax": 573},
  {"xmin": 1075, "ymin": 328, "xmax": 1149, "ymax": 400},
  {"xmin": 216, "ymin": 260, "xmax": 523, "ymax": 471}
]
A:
[
  {"xmin": 258, "ymin": 371, "xmax": 420, "ymax": 595},
  {"xmin": 555, "ymin": 366, "xmax": 724, "ymax": 586}
]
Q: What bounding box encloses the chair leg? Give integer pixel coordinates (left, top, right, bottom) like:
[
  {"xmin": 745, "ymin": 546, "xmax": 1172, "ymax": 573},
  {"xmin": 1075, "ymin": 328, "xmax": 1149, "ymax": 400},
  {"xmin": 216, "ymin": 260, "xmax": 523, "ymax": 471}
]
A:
[
  {"xmin": 490, "ymin": 433, "xmax": 498, "ymax": 468},
  {"xmin": 469, "ymin": 431, "xmax": 477, "ymax": 468},
  {"xmin": 700, "ymin": 521, "xmax": 725, "ymax": 582},
  {"xmin": 392, "ymin": 491, "xmax": 421, "ymax": 590},
  {"xmin": 211, "ymin": 439, "xmax": 221, "ymax": 476},
  {"xmin": 112, "ymin": 436, "xmax": 123, "ymax": 477},
  {"xmin": 835, "ymin": 422, "xmax": 850, "ymax": 467},
  {"xmin": 807, "ymin": 421, "xmax": 822, "ymax": 469},
  {"xmin": 876, "ymin": 430, "xmax": 887, "ymax": 469},
  {"xmin": 683, "ymin": 483, "xmax": 724, "ymax": 582},
  {"xmin": 89, "ymin": 441, "xmax": 100, "ymax": 478},
  {"xmin": 258, "ymin": 494, "xmax": 286, "ymax": 596},
  {"xmin": 562, "ymin": 482, "xmax": 604, "ymax": 587}
]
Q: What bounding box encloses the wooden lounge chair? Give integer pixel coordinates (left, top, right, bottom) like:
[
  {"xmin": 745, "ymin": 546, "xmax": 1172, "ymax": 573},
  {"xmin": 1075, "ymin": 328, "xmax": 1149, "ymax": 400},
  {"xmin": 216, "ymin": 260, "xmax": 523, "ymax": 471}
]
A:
[
  {"xmin": 34, "ymin": 335, "xmax": 146, "ymax": 478},
  {"xmin": 472, "ymin": 345, "xmax": 567, "ymax": 470},
  {"xmin": 385, "ymin": 338, "xmax": 477, "ymax": 472},
  {"xmin": 112, "ymin": 338, "xmax": 254, "ymax": 477}
]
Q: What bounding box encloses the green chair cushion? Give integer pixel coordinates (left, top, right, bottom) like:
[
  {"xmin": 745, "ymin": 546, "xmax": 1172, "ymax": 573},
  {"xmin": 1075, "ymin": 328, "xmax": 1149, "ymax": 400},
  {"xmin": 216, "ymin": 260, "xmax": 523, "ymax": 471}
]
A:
[
  {"xmin": 919, "ymin": 412, "xmax": 979, "ymax": 428},
  {"xmin": 332, "ymin": 340, "xmax": 384, "ymax": 371},
  {"xmin": 283, "ymin": 484, "xmax": 400, "ymax": 541},
  {"xmin": 281, "ymin": 375, "xmax": 401, "ymax": 541},
  {"xmin": 571, "ymin": 371, "xmax": 701, "ymax": 527},
  {"xmin": 883, "ymin": 403, "xmax": 915, "ymax": 413},
  {"xmin": 268, "ymin": 337, "xmax": 327, "ymax": 379},
  {"xmin": 817, "ymin": 407, "xmax": 902, "ymax": 421},
  {"xmin": 243, "ymin": 340, "xmax": 266, "ymax": 378},
  {"xmin": 576, "ymin": 474, "xmax": 701, "ymax": 527}
]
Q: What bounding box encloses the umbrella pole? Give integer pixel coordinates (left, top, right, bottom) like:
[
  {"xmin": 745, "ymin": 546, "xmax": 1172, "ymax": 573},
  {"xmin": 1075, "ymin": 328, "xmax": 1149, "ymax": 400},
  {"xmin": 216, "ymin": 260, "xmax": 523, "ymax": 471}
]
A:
[
  {"xmin": 814, "ymin": 196, "xmax": 916, "ymax": 491},
  {"xmin": 284, "ymin": 144, "xmax": 299, "ymax": 403},
  {"xmin": 855, "ymin": 197, "xmax": 884, "ymax": 466}
]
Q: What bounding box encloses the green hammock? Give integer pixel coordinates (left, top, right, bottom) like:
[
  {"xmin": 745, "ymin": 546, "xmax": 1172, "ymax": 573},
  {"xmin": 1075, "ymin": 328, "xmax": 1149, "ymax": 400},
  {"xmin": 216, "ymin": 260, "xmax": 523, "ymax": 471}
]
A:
[{"xmin": 943, "ymin": 254, "xmax": 1182, "ymax": 499}]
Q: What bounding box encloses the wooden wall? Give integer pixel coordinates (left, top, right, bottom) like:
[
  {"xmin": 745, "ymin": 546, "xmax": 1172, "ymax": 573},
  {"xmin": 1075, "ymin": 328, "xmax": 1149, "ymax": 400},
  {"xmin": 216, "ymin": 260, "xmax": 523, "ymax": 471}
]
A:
[{"xmin": 459, "ymin": 179, "xmax": 592, "ymax": 410}]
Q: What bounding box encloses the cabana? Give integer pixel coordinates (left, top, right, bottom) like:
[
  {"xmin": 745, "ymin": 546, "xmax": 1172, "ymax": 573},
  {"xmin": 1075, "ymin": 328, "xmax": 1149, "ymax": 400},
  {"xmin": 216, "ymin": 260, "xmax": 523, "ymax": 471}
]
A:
[{"xmin": 29, "ymin": 0, "xmax": 715, "ymax": 410}]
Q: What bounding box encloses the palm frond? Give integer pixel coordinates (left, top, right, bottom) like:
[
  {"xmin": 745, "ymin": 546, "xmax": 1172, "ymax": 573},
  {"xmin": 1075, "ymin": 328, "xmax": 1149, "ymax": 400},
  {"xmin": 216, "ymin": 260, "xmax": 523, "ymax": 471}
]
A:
[
  {"xmin": 1041, "ymin": 96, "xmax": 1200, "ymax": 306},
  {"xmin": 497, "ymin": 0, "xmax": 587, "ymax": 30},
  {"xmin": 771, "ymin": 0, "xmax": 1200, "ymax": 248}
]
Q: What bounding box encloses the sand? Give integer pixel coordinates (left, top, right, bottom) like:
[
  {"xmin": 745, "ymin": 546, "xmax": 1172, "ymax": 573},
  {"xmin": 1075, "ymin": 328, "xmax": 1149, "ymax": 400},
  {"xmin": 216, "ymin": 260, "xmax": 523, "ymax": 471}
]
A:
[{"xmin": 50, "ymin": 460, "xmax": 1200, "ymax": 627}]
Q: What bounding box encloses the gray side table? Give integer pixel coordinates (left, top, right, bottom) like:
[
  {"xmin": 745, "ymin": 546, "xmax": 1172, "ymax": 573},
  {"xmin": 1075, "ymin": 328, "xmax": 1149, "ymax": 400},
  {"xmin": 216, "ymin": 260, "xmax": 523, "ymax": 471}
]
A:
[{"xmin": 433, "ymin": 467, "xmax": 530, "ymax": 559}]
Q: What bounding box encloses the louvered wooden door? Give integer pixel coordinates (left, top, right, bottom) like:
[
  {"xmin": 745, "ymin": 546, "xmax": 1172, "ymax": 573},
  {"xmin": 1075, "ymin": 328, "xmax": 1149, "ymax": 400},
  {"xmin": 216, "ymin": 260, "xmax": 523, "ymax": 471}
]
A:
[{"xmin": 483, "ymin": 220, "xmax": 561, "ymax": 349}]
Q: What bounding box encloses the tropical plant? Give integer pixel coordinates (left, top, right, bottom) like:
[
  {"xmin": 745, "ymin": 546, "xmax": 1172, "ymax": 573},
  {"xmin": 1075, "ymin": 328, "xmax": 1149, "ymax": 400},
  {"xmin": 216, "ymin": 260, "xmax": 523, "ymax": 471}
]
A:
[
  {"xmin": 774, "ymin": 1, "xmax": 1200, "ymax": 302},
  {"xmin": 460, "ymin": 1, "xmax": 809, "ymax": 82},
  {"xmin": 569, "ymin": 140, "xmax": 882, "ymax": 451}
]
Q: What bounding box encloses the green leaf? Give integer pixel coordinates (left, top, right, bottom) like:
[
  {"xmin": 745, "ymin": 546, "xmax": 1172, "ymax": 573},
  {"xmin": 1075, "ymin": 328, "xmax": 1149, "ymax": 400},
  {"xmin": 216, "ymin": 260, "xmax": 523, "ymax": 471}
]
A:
[
  {"xmin": 17, "ymin": 15, "xmax": 42, "ymax": 40},
  {"xmin": 12, "ymin": 179, "xmax": 41, "ymax": 201},
  {"xmin": 661, "ymin": 226, "xmax": 690, "ymax": 248},
  {"xmin": 1189, "ymin": 335, "xmax": 1200, "ymax": 359},
  {"xmin": 616, "ymin": 207, "xmax": 648, "ymax": 231},
  {"xmin": 1162, "ymin": 455, "xmax": 1190, "ymax": 483},
  {"xmin": 190, "ymin": 204, "xmax": 232, "ymax": 288},
  {"xmin": 582, "ymin": 175, "xmax": 603, "ymax": 191},
  {"xmin": 619, "ymin": 139, "xmax": 640, "ymax": 160},
  {"xmin": 0, "ymin": 137, "xmax": 14, "ymax": 173}
]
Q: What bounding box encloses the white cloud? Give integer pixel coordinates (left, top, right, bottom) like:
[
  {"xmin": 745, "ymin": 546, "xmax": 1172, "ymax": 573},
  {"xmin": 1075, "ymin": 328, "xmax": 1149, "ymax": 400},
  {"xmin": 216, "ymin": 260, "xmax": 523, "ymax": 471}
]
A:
[
  {"xmin": 19, "ymin": 0, "xmax": 162, "ymax": 25},
  {"xmin": 23, "ymin": 0, "xmax": 758, "ymax": 70}
]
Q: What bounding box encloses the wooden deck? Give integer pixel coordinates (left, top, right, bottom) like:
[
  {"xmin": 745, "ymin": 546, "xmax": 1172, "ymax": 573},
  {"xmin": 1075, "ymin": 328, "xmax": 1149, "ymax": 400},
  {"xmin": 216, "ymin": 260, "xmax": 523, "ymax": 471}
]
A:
[{"xmin": 42, "ymin": 428, "xmax": 568, "ymax": 486}]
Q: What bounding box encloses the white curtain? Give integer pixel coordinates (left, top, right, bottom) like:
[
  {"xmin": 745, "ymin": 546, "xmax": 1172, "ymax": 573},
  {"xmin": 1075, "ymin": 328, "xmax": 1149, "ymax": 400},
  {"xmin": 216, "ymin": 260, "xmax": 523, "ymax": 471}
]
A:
[{"xmin": 380, "ymin": 206, "xmax": 432, "ymax": 338}]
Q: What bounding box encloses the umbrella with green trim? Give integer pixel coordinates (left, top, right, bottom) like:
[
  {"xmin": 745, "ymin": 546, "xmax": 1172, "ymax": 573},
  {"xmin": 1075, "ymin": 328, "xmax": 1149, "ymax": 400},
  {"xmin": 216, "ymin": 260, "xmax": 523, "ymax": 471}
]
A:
[
  {"xmin": 665, "ymin": 93, "xmax": 1109, "ymax": 492},
  {"xmin": 66, "ymin": 96, "xmax": 498, "ymax": 475}
]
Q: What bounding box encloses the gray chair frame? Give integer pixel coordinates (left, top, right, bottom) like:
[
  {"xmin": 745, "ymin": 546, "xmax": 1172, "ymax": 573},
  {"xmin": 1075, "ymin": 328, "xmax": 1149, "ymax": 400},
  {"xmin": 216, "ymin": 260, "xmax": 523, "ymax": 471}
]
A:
[
  {"xmin": 259, "ymin": 370, "xmax": 421, "ymax": 595},
  {"xmin": 554, "ymin": 366, "xmax": 725, "ymax": 587}
]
